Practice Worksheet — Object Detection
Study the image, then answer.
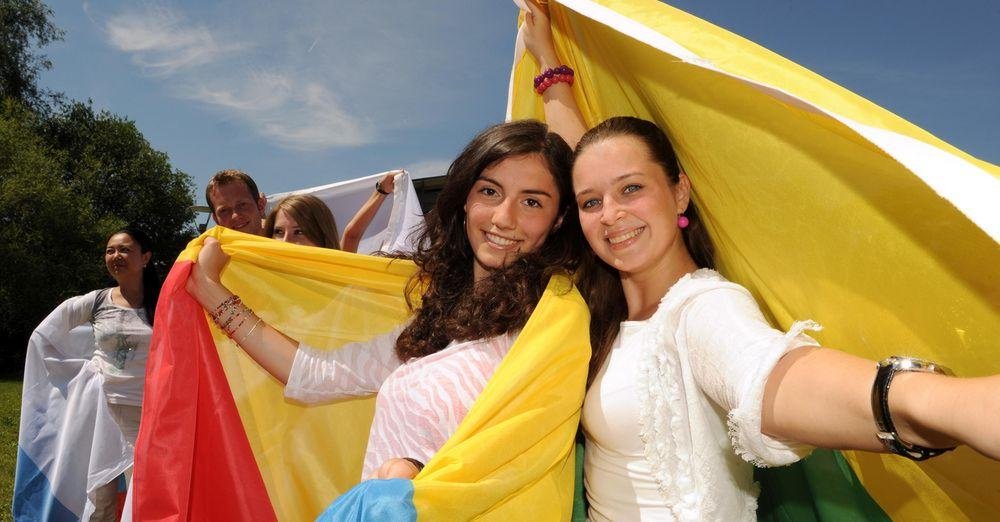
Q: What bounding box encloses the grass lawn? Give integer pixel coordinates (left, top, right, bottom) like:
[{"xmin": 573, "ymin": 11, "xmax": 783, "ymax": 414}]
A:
[{"xmin": 0, "ymin": 380, "xmax": 21, "ymax": 522}]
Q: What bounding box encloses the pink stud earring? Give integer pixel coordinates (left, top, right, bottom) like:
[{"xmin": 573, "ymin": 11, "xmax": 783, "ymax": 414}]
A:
[{"xmin": 677, "ymin": 215, "xmax": 690, "ymax": 229}]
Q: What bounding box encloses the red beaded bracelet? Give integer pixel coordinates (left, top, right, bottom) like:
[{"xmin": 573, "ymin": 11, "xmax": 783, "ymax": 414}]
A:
[{"xmin": 534, "ymin": 65, "xmax": 574, "ymax": 95}]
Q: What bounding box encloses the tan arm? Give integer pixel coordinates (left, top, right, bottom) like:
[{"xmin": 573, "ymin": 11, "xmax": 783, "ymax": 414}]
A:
[
  {"xmin": 341, "ymin": 171, "xmax": 399, "ymax": 253},
  {"xmin": 523, "ymin": 1, "xmax": 588, "ymax": 148},
  {"xmin": 763, "ymin": 347, "xmax": 1000, "ymax": 460},
  {"xmin": 185, "ymin": 237, "xmax": 299, "ymax": 383}
]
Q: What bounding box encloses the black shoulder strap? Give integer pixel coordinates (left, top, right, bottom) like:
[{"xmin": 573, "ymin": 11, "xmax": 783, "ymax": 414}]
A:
[{"xmin": 92, "ymin": 288, "xmax": 112, "ymax": 321}]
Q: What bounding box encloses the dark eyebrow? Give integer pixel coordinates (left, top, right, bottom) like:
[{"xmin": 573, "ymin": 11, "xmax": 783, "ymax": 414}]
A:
[
  {"xmin": 522, "ymin": 188, "xmax": 555, "ymax": 199},
  {"xmin": 477, "ymin": 176, "xmax": 555, "ymax": 199},
  {"xmin": 477, "ymin": 176, "xmax": 503, "ymax": 187},
  {"xmin": 575, "ymin": 172, "xmax": 643, "ymax": 198}
]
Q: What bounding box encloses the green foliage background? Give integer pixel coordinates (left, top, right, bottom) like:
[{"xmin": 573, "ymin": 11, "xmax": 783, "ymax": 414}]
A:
[
  {"xmin": 2, "ymin": 0, "xmax": 197, "ymax": 514},
  {"xmin": 0, "ymin": 0, "xmax": 197, "ymax": 373}
]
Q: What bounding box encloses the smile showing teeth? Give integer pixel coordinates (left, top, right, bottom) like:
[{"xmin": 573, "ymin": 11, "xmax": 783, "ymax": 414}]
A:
[
  {"xmin": 607, "ymin": 227, "xmax": 643, "ymax": 245},
  {"xmin": 485, "ymin": 232, "xmax": 519, "ymax": 248}
]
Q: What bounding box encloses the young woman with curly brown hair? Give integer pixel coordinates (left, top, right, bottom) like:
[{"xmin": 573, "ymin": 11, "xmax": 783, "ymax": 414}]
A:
[{"xmin": 185, "ymin": 119, "xmax": 586, "ymax": 480}]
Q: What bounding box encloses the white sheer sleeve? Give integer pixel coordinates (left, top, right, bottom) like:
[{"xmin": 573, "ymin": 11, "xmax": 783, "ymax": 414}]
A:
[
  {"xmin": 284, "ymin": 324, "xmax": 406, "ymax": 404},
  {"xmin": 39, "ymin": 290, "xmax": 100, "ymax": 341},
  {"xmin": 680, "ymin": 287, "xmax": 819, "ymax": 466}
]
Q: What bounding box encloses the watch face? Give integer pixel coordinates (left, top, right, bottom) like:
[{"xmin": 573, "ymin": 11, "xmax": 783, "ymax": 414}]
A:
[{"xmin": 882, "ymin": 356, "xmax": 952, "ymax": 376}]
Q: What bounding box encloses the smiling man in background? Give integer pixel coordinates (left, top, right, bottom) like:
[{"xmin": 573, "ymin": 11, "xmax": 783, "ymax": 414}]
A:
[{"xmin": 206, "ymin": 169, "xmax": 267, "ymax": 236}]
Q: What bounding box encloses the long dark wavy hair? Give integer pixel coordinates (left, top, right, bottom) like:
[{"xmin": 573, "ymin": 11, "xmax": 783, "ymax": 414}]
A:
[
  {"xmin": 574, "ymin": 116, "xmax": 716, "ymax": 385},
  {"xmin": 108, "ymin": 226, "xmax": 162, "ymax": 326},
  {"xmin": 394, "ymin": 120, "xmax": 584, "ymax": 361}
]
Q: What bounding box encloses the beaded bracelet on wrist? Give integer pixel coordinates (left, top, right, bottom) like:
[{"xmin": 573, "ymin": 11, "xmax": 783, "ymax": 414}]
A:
[
  {"xmin": 218, "ymin": 301, "xmax": 244, "ymax": 328},
  {"xmin": 208, "ymin": 294, "xmax": 266, "ymax": 344},
  {"xmin": 226, "ymin": 310, "xmax": 251, "ymax": 338},
  {"xmin": 534, "ymin": 65, "xmax": 574, "ymax": 94},
  {"xmin": 212, "ymin": 295, "xmax": 241, "ymax": 320}
]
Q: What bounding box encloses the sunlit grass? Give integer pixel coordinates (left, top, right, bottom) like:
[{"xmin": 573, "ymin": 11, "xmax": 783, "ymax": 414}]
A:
[{"xmin": 0, "ymin": 380, "xmax": 22, "ymax": 522}]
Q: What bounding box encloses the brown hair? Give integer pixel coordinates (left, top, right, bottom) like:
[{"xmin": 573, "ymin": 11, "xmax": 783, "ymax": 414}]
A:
[
  {"xmin": 393, "ymin": 119, "xmax": 585, "ymax": 361},
  {"xmin": 205, "ymin": 169, "xmax": 261, "ymax": 211},
  {"xmin": 574, "ymin": 116, "xmax": 716, "ymax": 385},
  {"xmin": 264, "ymin": 194, "xmax": 341, "ymax": 249}
]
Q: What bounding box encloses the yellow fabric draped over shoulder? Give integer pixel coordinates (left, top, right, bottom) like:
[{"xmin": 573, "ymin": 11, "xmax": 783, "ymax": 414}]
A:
[
  {"xmin": 160, "ymin": 227, "xmax": 589, "ymax": 521},
  {"xmin": 509, "ymin": 1, "xmax": 1000, "ymax": 520},
  {"xmin": 412, "ymin": 273, "xmax": 589, "ymax": 520}
]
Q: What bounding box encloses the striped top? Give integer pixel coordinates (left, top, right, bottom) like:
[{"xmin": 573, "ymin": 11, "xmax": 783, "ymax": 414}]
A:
[{"xmin": 286, "ymin": 327, "xmax": 517, "ymax": 478}]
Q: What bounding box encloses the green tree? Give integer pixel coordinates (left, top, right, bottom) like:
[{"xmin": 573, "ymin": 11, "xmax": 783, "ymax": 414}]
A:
[
  {"xmin": 0, "ymin": 2, "xmax": 197, "ymax": 374},
  {"xmin": 0, "ymin": 100, "xmax": 197, "ymax": 373},
  {"xmin": 40, "ymin": 101, "xmax": 198, "ymax": 273},
  {"xmin": 0, "ymin": 101, "xmax": 109, "ymax": 371},
  {"xmin": 0, "ymin": 0, "xmax": 64, "ymax": 110}
]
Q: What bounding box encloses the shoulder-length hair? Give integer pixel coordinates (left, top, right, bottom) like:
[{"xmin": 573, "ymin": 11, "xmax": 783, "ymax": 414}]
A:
[
  {"xmin": 264, "ymin": 194, "xmax": 341, "ymax": 249},
  {"xmin": 394, "ymin": 119, "xmax": 584, "ymax": 360}
]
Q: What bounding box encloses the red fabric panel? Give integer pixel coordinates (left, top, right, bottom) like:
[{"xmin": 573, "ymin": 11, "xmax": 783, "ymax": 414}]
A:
[{"xmin": 133, "ymin": 260, "xmax": 276, "ymax": 521}]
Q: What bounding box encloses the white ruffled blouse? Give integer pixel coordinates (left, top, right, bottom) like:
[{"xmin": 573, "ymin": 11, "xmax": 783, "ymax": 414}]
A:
[{"xmin": 582, "ymin": 269, "xmax": 818, "ymax": 521}]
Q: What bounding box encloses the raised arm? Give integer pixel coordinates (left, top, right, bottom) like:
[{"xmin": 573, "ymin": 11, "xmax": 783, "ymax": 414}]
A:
[
  {"xmin": 522, "ymin": 1, "xmax": 587, "ymax": 148},
  {"xmin": 185, "ymin": 237, "xmax": 299, "ymax": 382},
  {"xmin": 763, "ymin": 347, "xmax": 1000, "ymax": 460},
  {"xmin": 341, "ymin": 171, "xmax": 400, "ymax": 254}
]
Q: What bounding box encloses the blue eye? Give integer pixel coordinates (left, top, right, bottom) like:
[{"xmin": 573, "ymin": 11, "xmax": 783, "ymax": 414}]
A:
[
  {"xmin": 623, "ymin": 184, "xmax": 641, "ymax": 194},
  {"xmin": 580, "ymin": 198, "xmax": 601, "ymax": 210}
]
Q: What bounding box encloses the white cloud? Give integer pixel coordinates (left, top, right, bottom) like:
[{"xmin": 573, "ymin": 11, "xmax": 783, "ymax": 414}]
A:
[
  {"xmin": 180, "ymin": 75, "xmax": 372, "ymax": 150},
  {"xmin": 105, "ymin": 7, "xmax": 243, "ymax": 74},
  {"xmin": 101, "ymin": 5, "xmax": 374, "ymax": 150},
  {"xmin": 97, "ymin": 2, "xmax": 518, "ymax": 153},
  {"xmin": 255, "ymin": 82, "xmax": 374, "ymax": 150},
  {"xmin": 184, "ymin": 71, "xmax": 292, "ymax": 112}
]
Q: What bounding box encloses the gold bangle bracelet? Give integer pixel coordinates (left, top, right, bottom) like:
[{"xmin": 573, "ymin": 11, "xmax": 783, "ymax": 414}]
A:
[{"xmin": 238, "ymin": 316, "xmax": 264, "ymax": 346}]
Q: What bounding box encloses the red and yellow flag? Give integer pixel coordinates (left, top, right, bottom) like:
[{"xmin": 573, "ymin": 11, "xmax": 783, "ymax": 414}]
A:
[{"xmin": 134, "ymin": 228, "xmax": 590, "ymax": 520}]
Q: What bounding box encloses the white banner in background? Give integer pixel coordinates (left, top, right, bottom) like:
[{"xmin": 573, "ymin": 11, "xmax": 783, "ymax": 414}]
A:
[{"xmin": 267, "ymin": 169, "xmax": 426, "ymax": 254}]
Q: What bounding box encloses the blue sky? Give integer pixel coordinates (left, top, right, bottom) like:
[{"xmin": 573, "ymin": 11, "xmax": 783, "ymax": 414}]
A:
[{"xmin": 42, "ymin": 1, "xmax": 999, "ymax": 204}]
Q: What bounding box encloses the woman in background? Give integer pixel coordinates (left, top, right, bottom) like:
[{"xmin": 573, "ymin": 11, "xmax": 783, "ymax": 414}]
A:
[
  {"xmin": 90, "ymin": 227, "xmax": 160, "ymax": 520},
  {"xmin": 264, "ymin": 194, "xmax": 341, "ymax": 249},
  {"xmin": 16, "ymin": 226, "xmax": 161, "ymax": 521}
]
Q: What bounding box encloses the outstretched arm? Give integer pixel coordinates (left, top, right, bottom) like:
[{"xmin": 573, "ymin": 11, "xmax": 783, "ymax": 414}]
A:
[
  {"xmin": 763, "ymin": 346, "xmax": 1000, "ymax": 460},
  {"xmin": 686, "ymin": 289, "xmax": 999, "ymax": 462},
  {"xmin": 522, "ymin": 1, "xmax": 587, "ymax": 148},
  {"xmin": 186, "ymin": 237, "xmax": 299, "ymax": 382},
  {"xmin": 341, "ymin": 171, "xmax": 400, "ymax": 254}
]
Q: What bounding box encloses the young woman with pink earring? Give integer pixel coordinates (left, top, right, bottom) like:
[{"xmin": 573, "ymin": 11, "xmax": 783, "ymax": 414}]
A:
[{"xmin": 523, "ymin": 2, "xmax": 1000, "ymax": 520}]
